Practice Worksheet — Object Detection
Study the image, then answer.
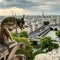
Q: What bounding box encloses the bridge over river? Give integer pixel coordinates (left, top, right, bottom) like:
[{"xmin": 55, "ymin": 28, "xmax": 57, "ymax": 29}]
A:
[{"xmin": 28, "ymin": 25, "xmax": 60, "ymax": 42}]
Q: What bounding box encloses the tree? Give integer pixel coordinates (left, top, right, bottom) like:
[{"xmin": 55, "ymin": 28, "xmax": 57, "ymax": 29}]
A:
[
  {"xmin": 40, "ymin": 36, "xmax": 52, "ymax": 49},
  {"xmin": 43, "ymin": 21, "xmax": 49, "ymax": 25},
  {"xmin": 39, "ymin": 36, "xmax": 59, "ymax": 52},
  {"xmin": 11, "ymin": 32, "xmax": 33, "ymax": 60},
  {"xmin": 11, "ymin": 32, "xmax": 17, "ymax": 37},
  {"xmin": 16, "ymin": 37, "xmax": 33, "ymax": 60},
  {"xmin": 56, "ymin": 30, "xmax": 60, "ymax": 39},
  {"xmin": 20, "ymin": 30, "xmax": 28, "ymax": 38}
]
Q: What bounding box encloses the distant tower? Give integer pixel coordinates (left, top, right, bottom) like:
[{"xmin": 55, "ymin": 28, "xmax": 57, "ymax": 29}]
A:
[
  {"xmin": 42, "ymin": 10, "xmax": 44, "ymax": 18},
  {"xmin": 42, "ymin": 10, "xmax": 45, "ymax": 27}
]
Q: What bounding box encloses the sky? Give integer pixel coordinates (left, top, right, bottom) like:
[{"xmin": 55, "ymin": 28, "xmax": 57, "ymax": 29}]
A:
[{"xmin": 0, "ymin": 0, "xmax": 60, "ymax": 16}]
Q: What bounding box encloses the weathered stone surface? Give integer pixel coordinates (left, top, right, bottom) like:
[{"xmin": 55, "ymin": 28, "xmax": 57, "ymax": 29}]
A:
[
  {"xmin": 0, "ymin": 16, "xmax": 25, "ymax": 60},
  {"xmin": 11, "ymin": 54, "xmax": 26, "ymax": 60},
  {"xmin": 0, "ymin": 42, "xmax": 17, "ymax": 59}
]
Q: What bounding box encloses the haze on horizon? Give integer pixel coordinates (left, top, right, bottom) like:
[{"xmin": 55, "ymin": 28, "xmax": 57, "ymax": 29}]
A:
[{"xmin": 0, "ymin": 0, "xmax": 60, "ymax": 16}]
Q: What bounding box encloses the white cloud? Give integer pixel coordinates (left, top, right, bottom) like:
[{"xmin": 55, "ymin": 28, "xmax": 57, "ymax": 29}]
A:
[
  {"xmin": 0, "ymin": 7, "xmax": 44, "ymax": 15},
  {"xmin": 44, "ymin": 1, "xmax": 56, "ymax": 5},
  {"xmin": 40, "ymin": 5, "xmax": 51, "ymax": 10},
  {"xmin": 0, "ymin": 0, "xmax": 4, "ymax": 3},
  {"xmin": 30, "ymin": 5, "xmax": 52, "ymax": 11},
  {"xmin": 26, "ymin": 0, "xmax": 40, "ymax": 3},
  {"xmin": 0, "ymin": 7, "xmax": 29, "ymax": 16},
  {"xmin": 0, "ymin": 0, "xmax": 60, "ymax": 15},
  {"xmin": 44, "ymin": 1, "xmax": 60, "ymax": 10}
]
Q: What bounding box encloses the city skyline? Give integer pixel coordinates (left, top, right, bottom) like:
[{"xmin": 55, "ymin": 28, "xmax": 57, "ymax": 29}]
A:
[{"xmin": 0, "ymin": 0, "xmax": 60, "ymax": 16}]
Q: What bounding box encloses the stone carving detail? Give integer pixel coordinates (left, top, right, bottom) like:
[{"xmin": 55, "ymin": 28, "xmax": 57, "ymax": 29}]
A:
[
  {"xmin": 11, "ymin": 54, "xmax": 26, "ymax": 60},
  {"xmin": 16, "ymin": 15, "xmax": 25, "ymax": 30},
  {"xmin": 0, "ymin": 16, "xmax": 25, "ymax": 60},
  {"xmin": 0, "ymin": 16, "xmax": 25, "ymax": 45},
  {"xmin": 7, "ymin": 43, "xmax": 25, "ymax": 60},
  {"xmin": 0, "ymin": 17, "xmax": 17, "ymax": 45}
]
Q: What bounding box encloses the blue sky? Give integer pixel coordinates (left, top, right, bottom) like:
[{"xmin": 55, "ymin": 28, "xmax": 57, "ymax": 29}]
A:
[{"xmin": 0, "ymin": 0, "xmax": 60, "ymax": 16}]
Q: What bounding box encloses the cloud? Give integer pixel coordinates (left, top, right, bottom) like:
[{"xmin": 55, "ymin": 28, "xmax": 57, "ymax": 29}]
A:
[
  {"xmin": 0, "ymin": 0, "xmax": 60, "ymax": 15},
  {"xmin": 0, "ymin": 0, "xmax": 38, "ymax": 8},
  {"xmin": 0, "ymin": 7, "xmax": 29, "ymax": 16},
  {"xmin": 44, "ymin": 1, "xmax": 56, "ymax": 5},
  {"xmin": 0, "ymin": 7, "xmax": 43, "ymax": 16},
  {"xmin": 0, "ymin": 0, "xmax": 4, "ymax": 3}
]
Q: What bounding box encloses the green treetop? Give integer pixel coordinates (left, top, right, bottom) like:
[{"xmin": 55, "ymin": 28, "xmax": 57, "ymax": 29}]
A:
[
  {"xmin": 20, "ymin": 30, "xmax": 28, "ymax": 38},
  {"xmin": 39, "ymin": 36, "xmax": 59, "ymax": 52},
  {"xmin": 56, "ymin": 30, "xmax": 60, "ymax": 38}
]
